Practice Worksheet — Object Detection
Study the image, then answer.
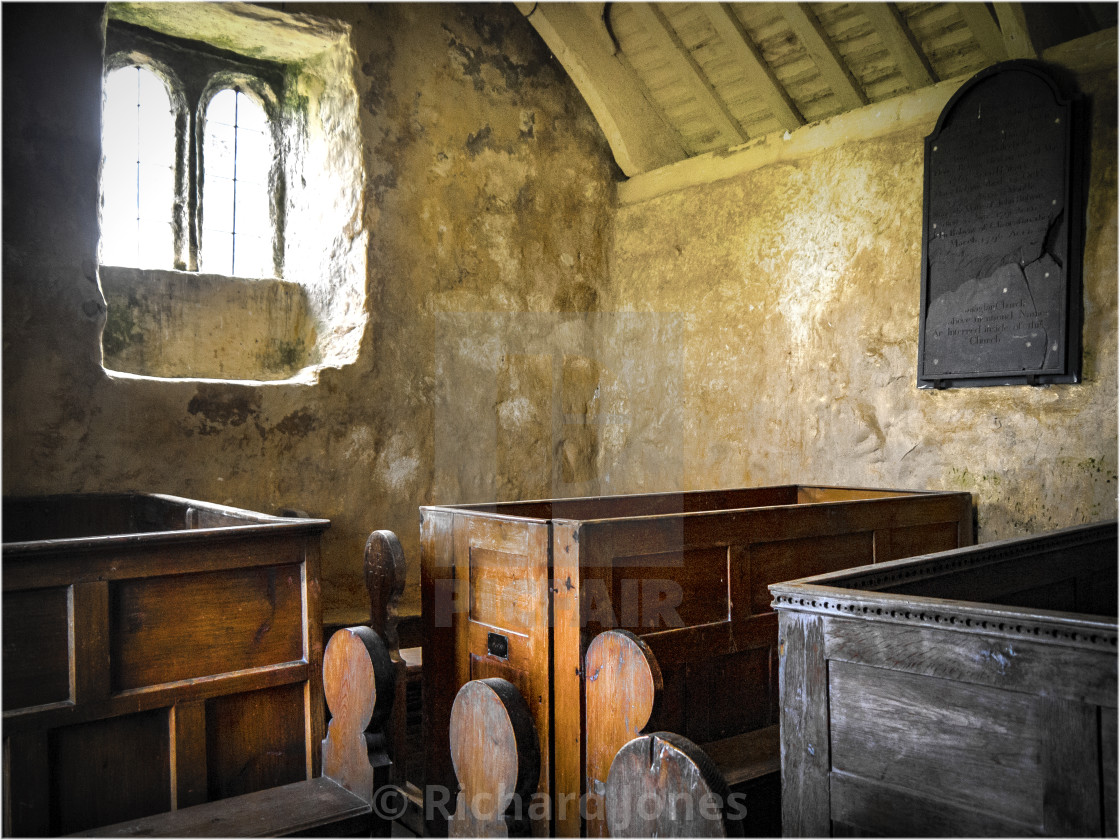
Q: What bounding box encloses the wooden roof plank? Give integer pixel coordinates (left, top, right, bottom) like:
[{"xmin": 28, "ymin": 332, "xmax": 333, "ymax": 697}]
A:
[
  {"xmin": 862, "ymin": 2, "xmax": 938, "ymax": 89},
  {"xmin": 956, "ymin": 1, "xmax": 1009, "ymax": 63},
  {"xmin": 631, "ymin": 2, "xmax": 749, "ymax": 147},
  {"xmin": 703, "ymin": 3, "xmax": 805, "ymax": 133},
  {"xmin": 780, "ymin": 2, "xmax": 869, "ymax": 111}
]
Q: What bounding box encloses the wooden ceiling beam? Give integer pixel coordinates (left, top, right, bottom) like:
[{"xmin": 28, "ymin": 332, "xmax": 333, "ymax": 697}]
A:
[
  {"xmin": 780, "ymin": 3, "xmax": 868, "ymax": 112},
  {"xmin": 631, "ymin": 2, "xmax": 749, "ymax": 148},
  {"xmin": 517, "ymin": 2, "xmax": 687, "ymax": 177},
  {"xmin": 862, "ymin": 3, "xmax": 938, "ymax": 89},
  {"xmin": 993, "ymin": 3, "xmax": 1038, "ymax": 59},
  {"xmin": 703, "ymin": 3, "xmax": 804, "ymax": 134},
  {"xmin": 957, "ymin": 2, "xmax": 1009, "ymax": 63}
]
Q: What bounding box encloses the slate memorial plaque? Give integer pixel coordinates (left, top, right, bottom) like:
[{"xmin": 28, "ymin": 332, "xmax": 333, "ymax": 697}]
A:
[{"xmin": 917, "ymin": 61, "xmax": 1084, "ymax": 388}]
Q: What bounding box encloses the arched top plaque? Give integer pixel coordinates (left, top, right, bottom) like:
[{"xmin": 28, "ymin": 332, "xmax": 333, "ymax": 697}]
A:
[{"xmin": 917, "ymin": 60, "xmax": 1085, "ymax": 389}]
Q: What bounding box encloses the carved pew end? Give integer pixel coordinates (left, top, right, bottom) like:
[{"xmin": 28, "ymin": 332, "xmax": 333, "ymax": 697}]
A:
[
  {"xmin": 606, "ymin": 732, "xmax": 741, "ymax": 838},
  {"xmin": 322, "ymin": 625, "xmax": 396, "ymax": 799},
  {"xmin": 449, "ymin": 678, "xmax": 541, "ymax": 837}
]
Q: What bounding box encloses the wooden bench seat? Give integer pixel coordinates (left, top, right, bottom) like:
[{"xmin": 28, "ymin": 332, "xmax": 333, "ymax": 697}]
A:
[
  {"xmin": 702, "ymin": 724, "xmax": 780, "ymax": 787},
  {"xmin": 72, "ymin": 777, "xmax": 371, "ymax": 838}
]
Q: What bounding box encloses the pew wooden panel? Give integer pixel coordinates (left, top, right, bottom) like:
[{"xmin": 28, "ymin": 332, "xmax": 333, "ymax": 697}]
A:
[
  {"xmin": 2, "ymin": 493, "xmax": 330, "ymax": 836},
  {"xmin": 771, "ymin": 521, "xmax": 1118, "ymax": 836},
  {"xmin": 76, "ymin": 625, "xmax": 389, "ymax": 837},
  {"xmin": 421, "ymin": 485, "xmax": 974, "ymax": 835}
]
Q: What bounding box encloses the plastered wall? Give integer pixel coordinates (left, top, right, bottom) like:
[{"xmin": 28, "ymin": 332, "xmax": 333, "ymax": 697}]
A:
[
  {"xmin": 3, "ymin": 4, "xmax": 1115, "ymax": 623},
  {"xmin": 598, "ymin": 47, "xmax": 1118, "ymax": 538}
]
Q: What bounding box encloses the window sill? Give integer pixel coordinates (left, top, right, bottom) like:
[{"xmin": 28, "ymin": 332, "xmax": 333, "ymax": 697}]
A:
[{"xmin": 99, "ymin": 264, "xmax": 320, "ymax": 382}]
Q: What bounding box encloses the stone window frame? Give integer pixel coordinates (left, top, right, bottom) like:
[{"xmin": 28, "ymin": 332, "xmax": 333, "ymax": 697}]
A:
[
  {"xmin": 97, "ymin": 3, "xmax": 367, "ymax": 383},
  {"xmin": 102, "ymin": 19, "xmax": 287, "ymax": 278}
]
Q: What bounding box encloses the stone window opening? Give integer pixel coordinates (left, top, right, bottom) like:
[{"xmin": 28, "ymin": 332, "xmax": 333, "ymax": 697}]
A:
[
  {"xmin": 101, "ymin": 19, "xmax": 286, "ymax": 278},
  {"xmin": 97, "ymin": 4, "xmax": 366, "ymax": 383}
]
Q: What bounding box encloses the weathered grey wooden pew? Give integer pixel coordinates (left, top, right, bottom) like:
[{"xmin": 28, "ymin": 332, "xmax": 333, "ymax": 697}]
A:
[
  {"xmin": 771, "ymin": 520, "xmax": 1118, "ymax": 837},
  {"xmin": 596, "ymin": 522, "xmax": 1119, "ymax": 838}
]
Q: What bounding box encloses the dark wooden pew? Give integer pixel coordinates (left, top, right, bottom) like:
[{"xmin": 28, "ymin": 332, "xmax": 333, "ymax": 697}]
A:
[
  {"xmin": 76, "ymin": 528, "xmax": 425, "ymax": 838},
  {"xmin": 76, "ymin": 624, "xmax": 393, "ymax": 836},
  {"xmin": 419, "ymin": 486, "xmax": 974, "ymax": 835},
  {"xmin": 2, "ymin": 495, "xmax": 332, "ymax": 836}
]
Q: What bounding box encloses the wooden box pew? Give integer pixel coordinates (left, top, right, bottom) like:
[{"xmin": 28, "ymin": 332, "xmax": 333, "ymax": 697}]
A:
[
  {"xmin": 76, "ymin": 625, "xmax": 393, "ymax": 837},
  {"xmin": 770, "ymin": 520, "xmax": 1118, "ymax": 837},
  {"xmin": 2, "ymin": 493, "xmax": 331, "ymax": 835},
  {"xmin": 81, "ymin": 529, "xmax": 426, "ymax": 838},
  {"xmin": 421, "ymin": 485, "xmax": 975, "ymax": 836}
]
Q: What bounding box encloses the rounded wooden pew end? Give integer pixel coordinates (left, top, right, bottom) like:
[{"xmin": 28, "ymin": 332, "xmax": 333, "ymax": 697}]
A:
[
  {"xmin": 585, "ymin": 629, "xmax": 664, "ymax": 837},
  {"xmin": 449, "ymin": 678, "xmax": 540, "ymax": 837},
  {"xmin": 606, "ymin": 732, "xmax": 739, "ymax": 838},
  {"xmin": 322, "ymin": 625, "xmax": 394, "ymax": 804}
]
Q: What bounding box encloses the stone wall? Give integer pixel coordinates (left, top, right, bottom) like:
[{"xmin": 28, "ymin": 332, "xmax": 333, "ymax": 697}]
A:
[
  {"xmin": 2, "ymin": 2, "xmax": 616, "ymax": 620},
  {"xmin": 598, "ymin": 39, "xmax": 1118, "ymax": 538}
]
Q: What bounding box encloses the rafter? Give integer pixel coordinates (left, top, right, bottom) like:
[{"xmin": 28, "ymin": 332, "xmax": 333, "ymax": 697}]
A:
[
  {"xmin": 631, "ymin": 2, "xmax": 749, "ymax": 149},
  {"xmin": 957, "ymin": 2, "xmax": 1009, "ymax": 63},
  {"xmin": 993, "ymin": 3, "xmax": 1038, "ymax": 59},
  {"xmin": 517, "ymin": 3, "xmax": 687, "ymax": 176},
  {"xmin": 781, "ymin": 3, "xmax": 867, "ymax": 112},
  {"xmin": 862, "ymin": 3, "xmax": 937, "ymax": 89},
  {"xmin": 703, "ymin": 3, "xmax": 804, "ymax": 133}
]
